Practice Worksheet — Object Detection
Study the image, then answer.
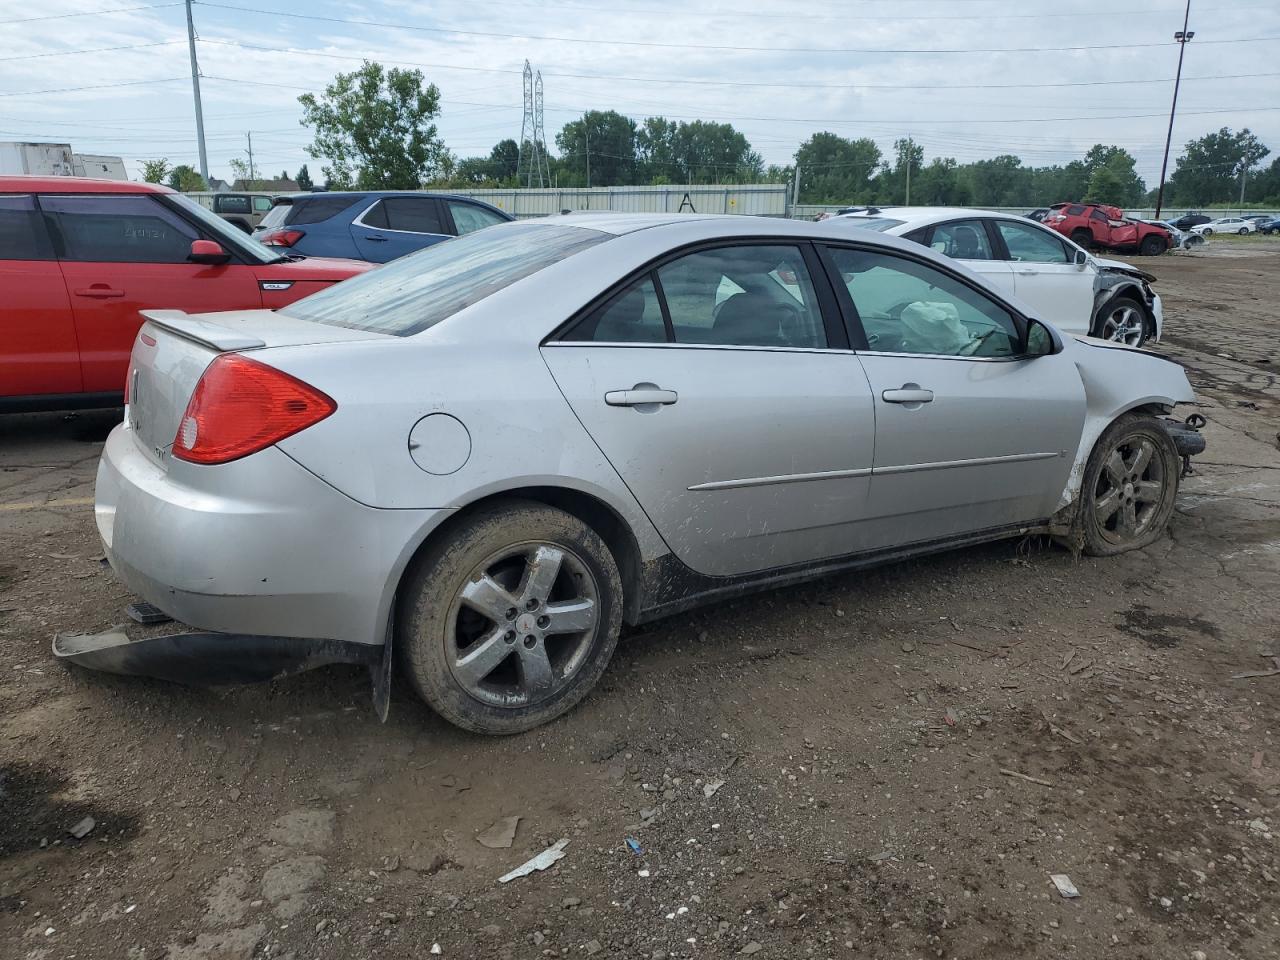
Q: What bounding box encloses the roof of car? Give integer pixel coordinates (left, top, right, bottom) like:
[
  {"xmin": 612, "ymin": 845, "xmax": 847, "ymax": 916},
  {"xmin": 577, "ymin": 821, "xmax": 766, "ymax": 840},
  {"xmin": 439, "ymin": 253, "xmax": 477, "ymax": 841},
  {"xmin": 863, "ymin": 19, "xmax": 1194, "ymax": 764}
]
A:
[
  {"xmin": 551, "ymin": 212, "xmax": 737, "ymax": 236},
  {"xmin": 0, "ymin": 175, "xmax": 172, "ymax": 194},
  {"xmin": 833, "ymin": 206, "xmax": 1029, "ymax": 226}
]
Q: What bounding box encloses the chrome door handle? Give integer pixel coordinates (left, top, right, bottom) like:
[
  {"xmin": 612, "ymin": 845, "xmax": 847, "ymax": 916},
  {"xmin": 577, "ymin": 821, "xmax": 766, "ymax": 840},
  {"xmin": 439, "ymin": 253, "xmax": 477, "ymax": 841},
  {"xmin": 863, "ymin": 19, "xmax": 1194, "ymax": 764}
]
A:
[
  {"xmin": 882, "ymin": 386, "xmax": 934, "ymax": 404},
  {"xmin": 605, "ymin": 387, "xmax": 678, "ymax": 407}
]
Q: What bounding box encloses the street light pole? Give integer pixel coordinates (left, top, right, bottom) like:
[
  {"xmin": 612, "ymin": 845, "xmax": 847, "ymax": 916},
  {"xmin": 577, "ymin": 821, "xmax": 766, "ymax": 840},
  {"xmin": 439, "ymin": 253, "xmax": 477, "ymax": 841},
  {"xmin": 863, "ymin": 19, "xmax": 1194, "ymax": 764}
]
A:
[
  {"xmin": 184, "ymin": 0, "xmax": 209, "ymax": 183},
  {"xmin": 1153, "ymin": 0, "xmax": 1193, "ymax": 220}
]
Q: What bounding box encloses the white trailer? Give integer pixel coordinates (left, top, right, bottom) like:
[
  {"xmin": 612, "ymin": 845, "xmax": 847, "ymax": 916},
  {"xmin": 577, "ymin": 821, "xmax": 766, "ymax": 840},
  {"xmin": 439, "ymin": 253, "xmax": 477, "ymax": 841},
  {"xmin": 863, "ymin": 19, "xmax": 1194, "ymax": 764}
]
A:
[
  {"xmin": 72, "ymin": 153, "xmax": 128, "ymax": 180},
  {"xmin": 0, "ymin": 141, "xmax": 76, "ymax": 176}
]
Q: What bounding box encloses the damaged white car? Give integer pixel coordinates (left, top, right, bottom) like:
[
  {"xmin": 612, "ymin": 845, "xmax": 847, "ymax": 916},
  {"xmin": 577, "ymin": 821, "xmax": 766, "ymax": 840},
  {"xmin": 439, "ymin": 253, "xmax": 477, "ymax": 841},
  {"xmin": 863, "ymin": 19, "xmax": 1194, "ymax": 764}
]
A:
[
  {"xmin": 81, "ymin": 214, "xmax": 1205, "ymax": 734},
  {"xmin": 828, "ymin": 207, "xmax": 1164, "ymax": 347}
]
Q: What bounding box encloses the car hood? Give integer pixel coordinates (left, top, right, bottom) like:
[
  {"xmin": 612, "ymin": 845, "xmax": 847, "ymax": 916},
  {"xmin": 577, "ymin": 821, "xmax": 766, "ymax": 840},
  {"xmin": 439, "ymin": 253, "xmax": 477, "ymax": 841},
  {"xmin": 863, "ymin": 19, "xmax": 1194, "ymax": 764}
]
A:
[
  {"xmin": 1091, "ymin": 255, "xmax": 1156, "ymax": 283},
  {"xmin": 255, "ymin": 255, "xmax": 373, "ymax": 282}
]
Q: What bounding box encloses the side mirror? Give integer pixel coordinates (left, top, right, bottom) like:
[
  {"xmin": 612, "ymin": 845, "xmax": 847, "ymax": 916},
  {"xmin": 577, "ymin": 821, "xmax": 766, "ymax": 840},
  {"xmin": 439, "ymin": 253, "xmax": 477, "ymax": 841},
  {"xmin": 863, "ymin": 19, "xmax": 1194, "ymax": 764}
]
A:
[
  {"xmin": 1025, "ymin": 319, "xmax": 1057, "ymax": 357},
  {"xmin": 189, "ymin": 239, "xmax": 230, "ymax": 265},
  {"xmin": 1074, "ymin": 249, "xmax": 1088, "ymax": 268}
]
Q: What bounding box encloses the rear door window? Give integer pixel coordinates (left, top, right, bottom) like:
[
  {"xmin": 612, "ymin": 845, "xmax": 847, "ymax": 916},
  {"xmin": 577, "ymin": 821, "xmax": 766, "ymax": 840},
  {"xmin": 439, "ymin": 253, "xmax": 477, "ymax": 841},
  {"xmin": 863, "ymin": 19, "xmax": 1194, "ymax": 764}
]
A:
[
  {"xmin": 216, "ymin": 196, "xmax": 251, "ymax": 214},
  {"xmin": 285, "ymin": 195, "xmax": 360, "ymax": 225},
  {"xmin": 1066, "ymin": 205, "xmax": 1086, "ymax": 215},
  {"xmin": 928, "ymin": 220, "xmax": 994, "ymax": 260},
  {"xmin": 0, "ymin": 195, "xmax": 53, "ymax": 260},
  {"xmin": 382, "ymin": 197, "xmax": 447, "ymax": 234},
  {"xmin": 41, "ymin": 194, "xmax": 199, "ymax": 263},
  {"xmin": 252, "ymin": 196, "xmax": 273, "ymax": 212}
]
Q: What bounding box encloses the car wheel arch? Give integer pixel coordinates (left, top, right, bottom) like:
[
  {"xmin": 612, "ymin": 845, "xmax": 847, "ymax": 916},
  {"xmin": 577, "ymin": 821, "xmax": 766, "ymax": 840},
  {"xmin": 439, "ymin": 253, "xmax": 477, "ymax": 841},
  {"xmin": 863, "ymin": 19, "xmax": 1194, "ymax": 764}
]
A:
[
  {"xmin": 393, "ymin": 486, "xmax": 647, "ymax": 629},
  {"xmin": 1092, "ymin": 282, "xmax": 1153, "ymax": 336}
]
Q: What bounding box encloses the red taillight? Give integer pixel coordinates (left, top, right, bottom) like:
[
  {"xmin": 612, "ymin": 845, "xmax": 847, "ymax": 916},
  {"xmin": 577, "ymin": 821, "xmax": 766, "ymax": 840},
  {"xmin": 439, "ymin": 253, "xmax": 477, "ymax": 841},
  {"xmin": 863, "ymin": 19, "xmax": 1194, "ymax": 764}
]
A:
[
  {"xmin": 259, "ymin": 228, "xmax": 305, "ymax": 247},
  {"xmin": 172, "ymin": 354, "xmax": 336, "ymax": 465}
]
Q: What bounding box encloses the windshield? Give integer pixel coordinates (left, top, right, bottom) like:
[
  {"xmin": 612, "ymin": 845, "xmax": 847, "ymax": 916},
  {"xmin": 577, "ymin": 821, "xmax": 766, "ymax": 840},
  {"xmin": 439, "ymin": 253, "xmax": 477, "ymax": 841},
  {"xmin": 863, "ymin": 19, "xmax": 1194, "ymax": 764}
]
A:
[
  {"xmin": 281, "ymin": 222, "xmax": 610, "ymax": 336},
  {"xmin": 836, "ymin": 217, "xmax": 905, "ymax": 232},
  {"xmin": 166, "ymin": 193, "xmax": 282, "ymax": 264}
]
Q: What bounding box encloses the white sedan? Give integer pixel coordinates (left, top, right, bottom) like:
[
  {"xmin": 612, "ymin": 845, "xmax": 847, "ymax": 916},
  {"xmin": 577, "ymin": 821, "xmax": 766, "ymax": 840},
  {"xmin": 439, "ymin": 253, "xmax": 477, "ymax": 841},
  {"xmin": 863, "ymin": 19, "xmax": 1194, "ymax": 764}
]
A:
[
  {"xmin": 1191, "ymin": 217, "xmax": 1256, "ymax": 236},
  {"xmin": 828, "ymin": 207, "xmax": 1163, "ymax": 347}
]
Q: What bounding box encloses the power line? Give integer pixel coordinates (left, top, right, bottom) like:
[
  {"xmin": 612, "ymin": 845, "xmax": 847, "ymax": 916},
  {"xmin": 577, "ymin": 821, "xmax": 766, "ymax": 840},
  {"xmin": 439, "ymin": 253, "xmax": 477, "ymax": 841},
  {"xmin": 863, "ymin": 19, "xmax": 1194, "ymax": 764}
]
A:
[
  {"xmin": 0, "ymin": 77, "xmax": 189, "ymax": 98},
  {"xmin": 193, "ymin": 37, "xmax": 1280, "ymax": 93},
  {"xmin": 192, "ymin": 2, "xmax": 1278, "ymax": 55},
  {"xmin": 0, "ymin": 40, "xmax": 185, "ymax": 62},
  {"xmin": 0, "ymin": 2, "xmax": 181, "ymax": 24}
]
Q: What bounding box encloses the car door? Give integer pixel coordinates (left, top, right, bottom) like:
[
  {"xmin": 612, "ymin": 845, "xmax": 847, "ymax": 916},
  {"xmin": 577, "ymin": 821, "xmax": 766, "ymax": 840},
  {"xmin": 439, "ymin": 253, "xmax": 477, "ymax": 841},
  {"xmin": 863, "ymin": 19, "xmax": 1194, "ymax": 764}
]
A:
[
  {"xmin": 820, "ymin": 243, "xmax": 1087, "ymax": 548},
  {"xmin": 351, "ymin": 196, "xmax": 450, "ymax": 262},
  {"xmin": 542, "ymin": 242, "xmax": 879, "ymax": 577},
  {"xmin": 991, "ymin": 217, "xmax": 1095, "ymax": 336},
  {"xmin": 1088, "ymin": 208, "xmax": 1112, "ymax": 244},
  {"xmin": 920, "ymin": 218, "xmax": 1014, "ymax": 297},
  {"xmin": 42, "ymin": 193, "xmax": 262, "ymax": 395},
  {"xmin": 0, "ymin": 194, "xmax": 82, "ymax": 398}
]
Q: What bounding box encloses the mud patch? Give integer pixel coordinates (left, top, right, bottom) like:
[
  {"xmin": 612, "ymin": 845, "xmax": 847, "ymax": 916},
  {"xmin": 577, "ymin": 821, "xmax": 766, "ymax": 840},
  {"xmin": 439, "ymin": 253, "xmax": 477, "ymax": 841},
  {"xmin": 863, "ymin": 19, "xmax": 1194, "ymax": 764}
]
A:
[
  {"xmin": 1117, "ymin": 603, "xmax": 1222, "ymax": 648},
  {"xmin": 0, "ymin": 763, "xmax": 140, "ymax": 857}
]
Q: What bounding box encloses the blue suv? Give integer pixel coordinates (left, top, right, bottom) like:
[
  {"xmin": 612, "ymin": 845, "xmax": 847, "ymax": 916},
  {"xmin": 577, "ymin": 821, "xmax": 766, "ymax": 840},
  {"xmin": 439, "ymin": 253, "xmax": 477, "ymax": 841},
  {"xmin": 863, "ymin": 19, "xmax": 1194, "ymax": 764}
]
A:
[{"xmin": 254, "ymin": 191, "xmax": 513, "ymax": 262}]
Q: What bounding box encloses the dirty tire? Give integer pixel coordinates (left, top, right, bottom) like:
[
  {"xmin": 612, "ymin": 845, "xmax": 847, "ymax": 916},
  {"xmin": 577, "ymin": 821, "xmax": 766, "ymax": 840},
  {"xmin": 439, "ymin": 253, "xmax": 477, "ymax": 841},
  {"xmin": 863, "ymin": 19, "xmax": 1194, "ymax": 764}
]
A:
[
  {"xmin": 398, "ymin": 499, "xmax": 623, "ymax": 735},
  {"xmin": 1200, "ymin": 227, "xmax": 1214, "ymax": 236},
  {"xmin": 1139, "ymin": 235, "xmax": 1166, "ymax": 257},
  {"xmin": 1092, "ymin": 293, "xmax": 1148, "ymax": 347},
  {"xmin": 1237, "ymin": 227, "xmax": 1249, "ymax": 235},
  {"xmin": 1078, "ymin": 413, "xmax": 1180, "ymax": 557},
  {"xmin": 1071, "ymin": 229, "xmax": 1093, "ymax": 249}
]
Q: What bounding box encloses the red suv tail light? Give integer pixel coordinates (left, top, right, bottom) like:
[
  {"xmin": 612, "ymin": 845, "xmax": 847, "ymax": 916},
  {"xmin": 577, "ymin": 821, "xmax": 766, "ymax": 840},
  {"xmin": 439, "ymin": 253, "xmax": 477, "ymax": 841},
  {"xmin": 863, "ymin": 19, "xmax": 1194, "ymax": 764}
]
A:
[
  {"xmin": 258, "ymin": 228, "xmax": 305, "ymax": 247},
  {"xmin": 172, "ymin": 354, "xmax": 336, "ymax": 465}
]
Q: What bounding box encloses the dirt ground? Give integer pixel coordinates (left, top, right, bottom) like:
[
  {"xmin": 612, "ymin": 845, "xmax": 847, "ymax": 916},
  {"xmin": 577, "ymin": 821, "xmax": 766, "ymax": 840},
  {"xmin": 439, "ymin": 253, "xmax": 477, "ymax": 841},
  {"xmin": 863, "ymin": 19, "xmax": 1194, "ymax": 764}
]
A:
[{"xmin": 2, "ymin": 240, "xmax": 1279, "ymax": 960}]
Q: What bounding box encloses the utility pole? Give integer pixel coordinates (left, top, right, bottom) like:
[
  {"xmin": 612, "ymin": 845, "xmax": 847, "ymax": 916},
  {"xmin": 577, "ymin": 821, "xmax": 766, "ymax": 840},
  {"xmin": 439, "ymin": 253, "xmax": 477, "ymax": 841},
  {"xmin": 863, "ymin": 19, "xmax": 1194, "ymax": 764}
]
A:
[
  {"xmin": 792, "ymin": 164, "xmax": 801, "ymax": 214},
  {"xmin": 184, "ymin": 0, "xmax": 208, "ymax": 183},
  {"xmin": 1239, "ymin": 166, "xmax": 1247, "ymax": 205},
  {"xmin": 1154, "ymin": 0, "xmax": 1193, "ymax": 220},
  {"xmin": 585, "ymin": 128, "xmax": 591, "ymax": 189},
  {"xmin": 246, "ymin": 132, "xmax": 256, "ymax": 185},
  {"xmin": 905, "ymin": 158, "xmax": 911, "ymax": 205}
]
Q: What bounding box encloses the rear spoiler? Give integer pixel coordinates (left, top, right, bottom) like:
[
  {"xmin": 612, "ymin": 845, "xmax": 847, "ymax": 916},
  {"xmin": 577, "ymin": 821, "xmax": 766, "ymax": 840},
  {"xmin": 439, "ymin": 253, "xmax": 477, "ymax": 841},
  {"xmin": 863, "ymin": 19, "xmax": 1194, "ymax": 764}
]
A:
[{"xmin": 140, "ymin": 310, "xmax": 267, "ymax": 352}]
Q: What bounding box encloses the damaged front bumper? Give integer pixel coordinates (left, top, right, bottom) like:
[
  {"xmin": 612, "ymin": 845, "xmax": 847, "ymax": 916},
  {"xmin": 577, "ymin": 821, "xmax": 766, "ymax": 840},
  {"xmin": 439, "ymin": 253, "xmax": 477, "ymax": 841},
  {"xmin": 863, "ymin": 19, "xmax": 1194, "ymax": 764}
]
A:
[{"xmin": 1161, "ymin": 413, "xmax": 1207, "ymax": 475}]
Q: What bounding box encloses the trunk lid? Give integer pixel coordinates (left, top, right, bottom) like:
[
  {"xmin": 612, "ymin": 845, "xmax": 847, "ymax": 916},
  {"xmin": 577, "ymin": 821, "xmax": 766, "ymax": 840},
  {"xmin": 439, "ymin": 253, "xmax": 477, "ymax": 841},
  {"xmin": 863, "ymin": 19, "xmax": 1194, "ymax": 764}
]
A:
[{"xmin": 127, "ymin": 308, "xmax": 384, "ymax": 469}]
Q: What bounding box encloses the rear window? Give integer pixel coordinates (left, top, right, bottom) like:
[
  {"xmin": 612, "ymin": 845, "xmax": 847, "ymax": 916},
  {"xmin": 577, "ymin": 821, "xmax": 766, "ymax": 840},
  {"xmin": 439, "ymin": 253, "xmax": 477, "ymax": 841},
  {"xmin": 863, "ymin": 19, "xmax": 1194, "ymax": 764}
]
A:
[
  {"xmin": 257, "ymin": 201, "xmax": 291, "ymax": 231},
  {"xmin": 285, "ymin": 195, "xmax": 361, "ymax": 225},
  {"xmin": 836, "ymin": 217, "xmax": 904, "ymax": 232},
  {"xmin": 282, "ymin": 222, "xmax": 610, "ymax": 336}
]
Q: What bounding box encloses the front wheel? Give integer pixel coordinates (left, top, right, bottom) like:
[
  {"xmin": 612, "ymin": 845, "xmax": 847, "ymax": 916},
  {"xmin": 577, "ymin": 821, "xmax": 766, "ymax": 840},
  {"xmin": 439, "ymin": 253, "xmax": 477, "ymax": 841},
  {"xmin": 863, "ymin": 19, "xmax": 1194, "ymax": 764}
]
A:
[
  {"xmin": 1201, "ymin": 228, "xmax": 1214, "ymax": 236},
  {"xmin": 398, "ymin": 500, "xmax": 623, "ymax": 734},
  {"xmin": 1139, "ymin": 235, "xmax": 1167, "ymax": 257},
  {"xmin": 1093, "ymin": 294, "xmax": 1148, "ymax": 347},
  {"xmin": 1078, "ymin": 413, "xmax": 1180, "ymax": 557},
  {"xmin": 1238, "ymin": 227, "xmax": 1249, "ymax": 235}
]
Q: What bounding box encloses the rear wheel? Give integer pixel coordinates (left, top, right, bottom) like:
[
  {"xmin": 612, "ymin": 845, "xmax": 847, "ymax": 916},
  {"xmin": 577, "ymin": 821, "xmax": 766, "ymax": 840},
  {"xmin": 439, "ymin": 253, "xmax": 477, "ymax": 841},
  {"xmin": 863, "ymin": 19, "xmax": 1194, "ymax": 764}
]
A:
[
  {"xmin": 1201, "ymin": 227, "xmax": 1214, "ymax": 236},
  {"xmin": 1238, "ymin": 227, "xmax": 1249, "ymax": 235},
  {"xmin": 1139, "ymin": 235, "xmax": 1166, "ymax": 256},
  {"xmin": 1093, "ymin": 294, "xmax": 1148, "ymax": 347},
  {"xmin": 398, "ymin": 500, "xmax": 623, "ymax": 734},
  {"xmin": 1078, "ymin": 413, "xmax": 1180, "ymax": 557},
  {"xmin": 1071, "ymin": 229, "xmax": 1093, "ymax": 249}
]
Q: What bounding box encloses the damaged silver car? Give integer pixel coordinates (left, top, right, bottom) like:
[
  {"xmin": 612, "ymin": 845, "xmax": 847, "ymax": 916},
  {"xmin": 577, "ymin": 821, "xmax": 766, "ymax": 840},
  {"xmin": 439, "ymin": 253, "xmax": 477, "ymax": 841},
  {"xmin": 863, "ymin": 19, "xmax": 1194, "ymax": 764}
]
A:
[{"xmin": 82, "ymin": 214, "xmax": 1205, "ymax": 734}]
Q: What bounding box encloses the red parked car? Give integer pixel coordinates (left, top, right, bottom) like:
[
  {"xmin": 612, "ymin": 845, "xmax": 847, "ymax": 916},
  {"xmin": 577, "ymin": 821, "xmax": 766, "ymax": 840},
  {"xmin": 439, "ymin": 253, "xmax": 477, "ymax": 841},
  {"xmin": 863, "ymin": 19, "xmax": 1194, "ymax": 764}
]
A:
[
  {"xmin": 1041, "ymin": 202, "xmax": 1172, "ymax": 257},
  {"xmin": 0, "ymin": 176, "xmax": 371, "ymax": 412}
]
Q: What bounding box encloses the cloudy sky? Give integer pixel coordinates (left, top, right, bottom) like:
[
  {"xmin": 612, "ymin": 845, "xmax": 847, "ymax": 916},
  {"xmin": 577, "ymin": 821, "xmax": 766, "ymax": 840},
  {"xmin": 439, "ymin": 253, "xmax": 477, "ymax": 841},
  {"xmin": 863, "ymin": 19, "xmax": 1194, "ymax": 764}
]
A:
[{"xmin": 2, "ymin": 0, "xmax": 1278, "ymax": 186}]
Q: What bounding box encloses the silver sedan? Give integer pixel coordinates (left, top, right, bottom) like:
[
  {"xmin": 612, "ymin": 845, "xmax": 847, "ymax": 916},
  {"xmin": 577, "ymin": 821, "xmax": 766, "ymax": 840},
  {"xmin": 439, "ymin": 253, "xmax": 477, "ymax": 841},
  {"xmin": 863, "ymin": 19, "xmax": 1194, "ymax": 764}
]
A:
[{"xmin": 93, "ymin": 214, "xmax": 1203, "ymax": 733}]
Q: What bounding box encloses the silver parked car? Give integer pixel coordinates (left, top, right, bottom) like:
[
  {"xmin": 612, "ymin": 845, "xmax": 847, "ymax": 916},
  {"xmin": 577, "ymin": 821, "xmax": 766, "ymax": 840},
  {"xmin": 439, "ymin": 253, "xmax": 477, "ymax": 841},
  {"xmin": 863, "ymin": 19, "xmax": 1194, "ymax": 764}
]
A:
[{"xmin": 91, "ymin": 214, "xmax": 1204, "ymax": 733}]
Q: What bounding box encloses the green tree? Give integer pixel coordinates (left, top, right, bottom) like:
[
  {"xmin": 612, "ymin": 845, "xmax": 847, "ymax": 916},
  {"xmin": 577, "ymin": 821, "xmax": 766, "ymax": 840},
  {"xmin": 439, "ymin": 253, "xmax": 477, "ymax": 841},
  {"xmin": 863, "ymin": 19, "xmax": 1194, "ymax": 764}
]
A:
[
  {"xmin": 959, "ymin": 155, "xmax": 1032, "ymax": 206},
  {"xmin": 874, "ymin": 137, "xmax": 923, "ymax": 204},
  {"xmin": 166, "ymin": 164, "xmax": 207, "ymax": 192},
  {"xmin": 635, "ymin": 118, "xmax": 760, "ymax": 183},
  {"xmin": 299, "ymin": 60, "xmax": 449, "ymax": 189},
  {"xmin": 1251, "ymin": 156, "xmax": 1280, "ymax": 205},
  {"xmin": 793, "ymin": 132, "xmax": 881, "ymax": 204},
  {"xmin": 140, "ymin": 158, "xmax": 170, "ymax": 184},
  {"xmin": 912, "ymin": 157, "xmax": 970, "ymax": 206},
  {"xmin": 555, "ymin": 110, "xmax": 638, "ymax": 186},
  {"xmin": 1168, "ymin": 127, "xmax": 1271, "ymax": 205},
  {"xmin": 1081, "ymin": 145, "xmax": 1144, "ymax": 207},
  {"xmin": 295, "ymin": 164, "xmax": 313, "ymax": 190}
]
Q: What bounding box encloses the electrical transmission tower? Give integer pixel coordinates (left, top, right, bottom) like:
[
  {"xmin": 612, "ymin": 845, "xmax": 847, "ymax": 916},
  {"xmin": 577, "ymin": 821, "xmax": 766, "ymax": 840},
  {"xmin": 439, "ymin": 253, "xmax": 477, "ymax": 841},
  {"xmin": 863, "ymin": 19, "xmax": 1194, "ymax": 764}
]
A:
[{"xmin": 516, "ymin": 60, "xmax": 550, "ymax": 188}]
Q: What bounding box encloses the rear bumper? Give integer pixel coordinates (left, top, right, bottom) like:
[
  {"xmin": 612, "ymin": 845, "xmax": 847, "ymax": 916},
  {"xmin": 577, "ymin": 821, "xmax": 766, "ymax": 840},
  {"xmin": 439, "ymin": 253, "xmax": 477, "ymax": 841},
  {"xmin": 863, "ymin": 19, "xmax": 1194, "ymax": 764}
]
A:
[{"xmin": 95, "ymin": 424, "xmax": 443, "ymax": 646}]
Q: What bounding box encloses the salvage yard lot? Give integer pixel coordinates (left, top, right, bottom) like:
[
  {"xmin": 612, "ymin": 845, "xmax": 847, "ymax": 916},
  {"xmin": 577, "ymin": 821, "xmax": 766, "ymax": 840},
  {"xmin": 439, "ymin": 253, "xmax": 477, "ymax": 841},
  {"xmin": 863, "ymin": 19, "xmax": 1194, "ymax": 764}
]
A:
[{"xmin": 2, "ymin": 243, "xmax": 1279, "ymax": 959}]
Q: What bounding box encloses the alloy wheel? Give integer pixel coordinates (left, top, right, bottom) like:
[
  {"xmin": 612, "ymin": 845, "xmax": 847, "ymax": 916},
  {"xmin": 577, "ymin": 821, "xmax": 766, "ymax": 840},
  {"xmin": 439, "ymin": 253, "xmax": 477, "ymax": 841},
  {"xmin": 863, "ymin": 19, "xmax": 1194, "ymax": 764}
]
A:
[
  {"xmin": 1091, "ymin": 435, "xmax": 1168, "ymax": 546},
  {"xmin": 447, "ymin": 542, "xmax": 600, "ymax": 709},
  {"xmin": 1099, "ymin": 303, "xmax": 1145, "ymax": 346}
]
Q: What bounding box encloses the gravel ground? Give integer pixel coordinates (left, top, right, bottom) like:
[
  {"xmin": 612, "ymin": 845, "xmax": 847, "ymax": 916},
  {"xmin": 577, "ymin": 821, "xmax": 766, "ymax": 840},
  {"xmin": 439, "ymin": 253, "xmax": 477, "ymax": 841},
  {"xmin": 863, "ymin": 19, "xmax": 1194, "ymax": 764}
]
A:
[{"xmin": 2, "ymin": 240, "xmax": 1279, "ymax": 960}]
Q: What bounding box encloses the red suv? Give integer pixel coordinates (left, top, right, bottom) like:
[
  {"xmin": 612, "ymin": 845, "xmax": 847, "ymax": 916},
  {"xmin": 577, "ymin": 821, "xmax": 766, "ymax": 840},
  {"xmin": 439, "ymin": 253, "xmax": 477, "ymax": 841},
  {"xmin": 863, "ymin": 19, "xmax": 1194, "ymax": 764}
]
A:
[
  {"xmin": 1, "ymin": 177, "xmax": 371, "ymax": 412},
  {"xmin": 1041, "ymin": 202, "xmax": 1172, "ymax": 257}
]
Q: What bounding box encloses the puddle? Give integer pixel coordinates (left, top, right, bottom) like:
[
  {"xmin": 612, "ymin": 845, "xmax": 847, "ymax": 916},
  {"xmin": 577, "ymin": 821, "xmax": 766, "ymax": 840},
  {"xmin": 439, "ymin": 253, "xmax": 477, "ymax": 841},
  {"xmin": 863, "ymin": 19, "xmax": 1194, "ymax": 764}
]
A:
[
  {"xmin": 1116, "ymin": 603, "xmax": 1222, "ymax": 649},
  {"xmin": 0, "ymin": 763, "xmax": 140, "ymax": 858}
]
